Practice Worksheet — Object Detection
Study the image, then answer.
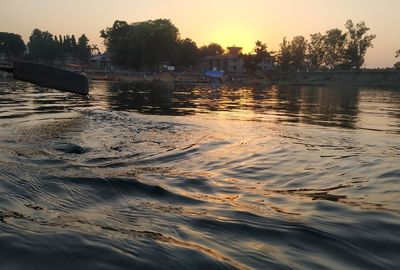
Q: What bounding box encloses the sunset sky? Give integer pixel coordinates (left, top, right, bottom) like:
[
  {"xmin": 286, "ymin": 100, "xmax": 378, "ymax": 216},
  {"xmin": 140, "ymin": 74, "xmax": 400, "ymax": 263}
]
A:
[{"xmin": 1, "ymin": 0, "xmax": 399, "ymax": 67}]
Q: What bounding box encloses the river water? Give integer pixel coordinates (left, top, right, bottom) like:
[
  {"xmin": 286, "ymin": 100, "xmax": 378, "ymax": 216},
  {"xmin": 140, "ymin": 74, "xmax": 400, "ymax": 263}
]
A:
[{"xmin": 0, "ymin": 79, "xmax": 399, "ymax": 269}]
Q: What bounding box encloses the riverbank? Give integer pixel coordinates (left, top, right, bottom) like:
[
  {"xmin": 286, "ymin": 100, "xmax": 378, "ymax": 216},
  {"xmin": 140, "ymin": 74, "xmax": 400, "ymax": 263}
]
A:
[
  {"xmin": 86, "ymin": 70, "xmax": 400, "ymax": 88},
  {"xmin": 273, "ymin": 70, "xmax": 400, "ymax": 87}
]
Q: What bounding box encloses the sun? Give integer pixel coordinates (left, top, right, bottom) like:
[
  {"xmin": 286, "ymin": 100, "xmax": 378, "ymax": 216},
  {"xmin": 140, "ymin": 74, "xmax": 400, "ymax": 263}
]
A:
[{"xmin": 208, "ymin": 24, "xmax": 256, "ymax": 54}]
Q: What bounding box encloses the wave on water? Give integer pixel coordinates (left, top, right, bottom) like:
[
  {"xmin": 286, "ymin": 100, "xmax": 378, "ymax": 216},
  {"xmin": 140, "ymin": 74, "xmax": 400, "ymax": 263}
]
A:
[{"xmin": 0, "ymin": 81, "xmax": 400, "ymax": 269}]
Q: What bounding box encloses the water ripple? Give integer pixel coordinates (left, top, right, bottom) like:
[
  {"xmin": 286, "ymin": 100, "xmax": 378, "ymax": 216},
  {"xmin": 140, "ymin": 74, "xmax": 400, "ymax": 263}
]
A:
[{"xmin": 1, "ymin": 80, "xmax": 400, "ymax": 269}]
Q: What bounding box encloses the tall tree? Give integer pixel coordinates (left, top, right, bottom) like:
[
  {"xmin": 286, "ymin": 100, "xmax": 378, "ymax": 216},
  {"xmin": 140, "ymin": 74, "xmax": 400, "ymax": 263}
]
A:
[
  {"xmin": 71, "ymin": 35, "xmax": 77, "ymax": 49},
  {"xmin": 254, "ymin": 40, "xmax": 270, "ymax": 63},
  {"xmin": 101, "ymin": 19, "xmax": 180, "ymax": 68},
  {"xmin": 28, "ymin": 28, "xmax": 59, "ymax": 61},
  {"xmin": 307, "ymin": 33, "xmax": 325, "ymax": 70},
  {"xmin": 277, "ymin": 37, "xmax": 291, "ymax": 71},
  {"xmin": 77, "ymin": 34, "xmax": 91, "ymax": 62},
  {"xmin": 0, "ymin": 32, "xmax": 26, "ymax": 57},
  {"xmin": 290, "ymin": 36, "xmax": 307, "ymax": 70},
  {"xmin": 100, "ymin": 20, "xmax": 131, "ymax": 66},
  {"xmin": 394, "ymin": 49, "xmax": 400, "ymax": 69},
  {"xmin": 323, "ymin": 28, "xmax": 346, "ymax": 69},
  {"xmin": 342, "ymin": 20, "xmax": 376, "ymax": 69}
]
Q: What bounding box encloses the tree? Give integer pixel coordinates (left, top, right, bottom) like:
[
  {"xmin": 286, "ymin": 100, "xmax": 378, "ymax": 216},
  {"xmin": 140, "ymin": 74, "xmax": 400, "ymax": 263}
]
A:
[
  {"xmin": 342, "ymin": 20, "xmax": 376, "ymax": 69},
  {"xmin": 100, "ymin": 20, "xmax": 131, "ymax": 66},
  {"xmin": 307, "ymin": 33, "xmax": 325, "ymax": 70},
  {"xmin": 277, "ymin": 37, "xmax": 292, "ymax": 71},
  {"xmin": 90, "ymin": 44, "xmax": 100, "ymax": 55},
  {"xmin": 28, "ymin": 28, "xmax": 92, "ymax": 63},
  {"xmin": 394, "ymin": 49, "xmax": 400, "ymax": 69},
  {"xmin": 242, "ymin": 41, "xmax": 271, "ymax": 73},
  {"xmin": 28, "ymin": 28, "xmax": 59, "ymax": 61},
  {"xmin": 198, "ymin": 43, "xmax": 224, "ymax": 58},
  {"xmin": 323, "ymin": 28, "xmax": 346, "ymax": 69},
  {"xmin": 0, "ymin": 32, "xmax": 26, "ymax": 57},
  {"xmin": 254, "ymin": 41, "xmax": 270, "ymax": 63},
  {"xmin": 290, "ymin": 36, "xmax": 307, "ymax": 70},
  {"xmin": 101, "ymin": 19, "xmax": 180, "ymax": 68},
  {"xmin": 175, "ymin": 38, "xmax": 198, "ymax": 67},
  {"xmin": 77, "ymin": 34, "xmax": 91, "ymax": 62}
]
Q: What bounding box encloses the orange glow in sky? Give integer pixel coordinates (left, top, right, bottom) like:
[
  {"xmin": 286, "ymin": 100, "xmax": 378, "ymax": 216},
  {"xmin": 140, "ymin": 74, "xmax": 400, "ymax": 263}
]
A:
[{"xmin": 1, "ymin": 0, "xmax": 400, "ymax": 67}]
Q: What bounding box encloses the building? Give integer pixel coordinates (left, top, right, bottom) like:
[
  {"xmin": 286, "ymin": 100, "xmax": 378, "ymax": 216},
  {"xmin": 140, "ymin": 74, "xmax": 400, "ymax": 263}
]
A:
[
  {"xmin": 90, "ymin": 53, "xmax": 111, "ymax": 71},
  {"xmin": 200, "ymin": 46, "xmax": 244, "ymax": 74}
]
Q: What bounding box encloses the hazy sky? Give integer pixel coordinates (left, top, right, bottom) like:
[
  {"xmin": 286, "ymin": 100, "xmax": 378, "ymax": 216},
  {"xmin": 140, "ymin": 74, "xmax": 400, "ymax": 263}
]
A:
[{"xmin": 1, "ymin": 0, "xmax": 399, "ymax": 67}]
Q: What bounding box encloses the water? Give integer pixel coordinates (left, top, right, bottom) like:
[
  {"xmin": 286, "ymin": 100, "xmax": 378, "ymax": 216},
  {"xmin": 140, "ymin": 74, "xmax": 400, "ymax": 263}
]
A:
[{"xmin": 0, "ymin": 79, "xmax": 399, "ymax": 269}]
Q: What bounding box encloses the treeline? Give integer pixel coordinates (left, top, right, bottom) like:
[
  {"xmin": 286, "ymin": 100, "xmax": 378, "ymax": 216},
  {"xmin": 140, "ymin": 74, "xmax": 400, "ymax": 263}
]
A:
[
  {"xmin": 27, "ymin": 29, "xmax": 92, "ymax": 62},
  {"xmin": 0, "ymin": 29, "xmax": 93, "ymax": 63},
  {"xmin": 1, "ymin": 19, "xmax": 398, "ymax": 70},
  {"xmin": 276, "ymin": 20, "xmax": 376, "ymax": 71},
  {"xmin": 101, "ymin": 19, "xmax": 254, "ymax": 69},
  {"xmin": 101, "ymin": 19, "xmax": 377, "ymax": 71},
  {"xmin": 100, "ymin": 19, "xmax": 198, "ymax": 68}
]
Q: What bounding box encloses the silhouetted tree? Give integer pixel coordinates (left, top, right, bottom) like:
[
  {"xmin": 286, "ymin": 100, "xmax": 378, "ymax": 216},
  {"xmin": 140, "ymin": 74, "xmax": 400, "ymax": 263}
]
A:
[
  {"xmin": 28, "ymin": 28, "xmax": 59, "ymax": 61},
  {"xmin": 341, "ymin": 20, "xmax": 376, "ymax": 69},
  {"xmin": 307, "ymin": 33, "xmax": 325, "ymax": 70},
  {"xmin": 100, "ymin": 20, "xmax": 130, "ymax": 65},
  {"xmin": 63, "ymin": 35, "xmax": 77, "ymax": 54},
  {"xmin": 394, "ymin": 49, "xmax": 400, "ymax": 69},
  {"xmin": 323, "ymin": 28, "xmax": 346, "ymax": 69},
  {"xmin": 290, "ymin": 36, "xmax": 307, "ymax": 70},
  {"xmin": 28, "ymin": 28, "xmax": 92, "ymax": 63},
  {"xmin": 175, "ymin": 38, "xmax": 198, "ymax": 67},
  {"xmin": 71, "ymin": 35, "xmax": 77, "ymax": 49},
  {"xmin": 254, "ymin": 41, "xmax": 270, "ymax": 63},
  {"xmin": 76, "ymin": 34, "xmax": 91, "ymax": 62},
  {"xmin": 101, "ymin": 19, "xmax": 180, "ymax": 68},
  {"xmin": 277, "ymin": 37, "xmax": 292, "ymax": 71},
  {"xmin": 0, "ymin": 32, "xmax": 26, "ymax": 57},
  {"xmin": 198, "ymin": 43, "xmax": 224, "ymax": 58},
  {"xmin": 90, "ymin": 44, "xmax": 100, "ymax": 55},
  {"xmin": 242, "ymin": 40, "xmax": 271, "ymax": 73}
]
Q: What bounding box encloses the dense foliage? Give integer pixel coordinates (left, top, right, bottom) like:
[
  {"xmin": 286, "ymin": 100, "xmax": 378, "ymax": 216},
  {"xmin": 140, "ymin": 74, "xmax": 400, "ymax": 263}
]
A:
[
  {"xmin": 276, "ymin": 20, "xmax": 376, "ymax": 71},
  {"xmin": 0, "ymin": 32, "xmax": 26, "ymax": 57},
  {"xmin": 198, "ymin": 43, "xmax": 225, "ymax": 58},
  {"xmin": 101, "ymin": 19, "xmax": 199, "ymax": 68},
  {"xmin": 1, "ymin": 18, "xmax": 380, "ymax": 71},
  {"xmin": 28, "ymin": 29, "xmax": 91, "ymax": 62}
]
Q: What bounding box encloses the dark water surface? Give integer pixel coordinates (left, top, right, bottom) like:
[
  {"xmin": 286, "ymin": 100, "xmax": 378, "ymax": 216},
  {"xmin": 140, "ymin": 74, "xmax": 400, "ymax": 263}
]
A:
[{"xmin": 1, "ymin": 80, "xmax": 399, "ymax": 269}]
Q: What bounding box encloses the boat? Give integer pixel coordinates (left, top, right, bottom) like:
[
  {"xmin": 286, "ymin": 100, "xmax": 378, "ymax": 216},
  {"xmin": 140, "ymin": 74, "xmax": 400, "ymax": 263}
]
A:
[{"xmin": 203, "ymin": 70, "xmax": 224, "ymax": 79}]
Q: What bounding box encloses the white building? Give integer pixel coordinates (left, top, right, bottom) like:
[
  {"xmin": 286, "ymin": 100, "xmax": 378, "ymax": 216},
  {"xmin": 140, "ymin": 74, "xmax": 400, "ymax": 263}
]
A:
[{"xmin": 200, "ymin": 46, "xmax": 244, "ymax": 74}]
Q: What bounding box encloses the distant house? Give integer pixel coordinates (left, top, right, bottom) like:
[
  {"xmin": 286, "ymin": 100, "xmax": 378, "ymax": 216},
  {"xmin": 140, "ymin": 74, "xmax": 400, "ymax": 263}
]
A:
[
  {"xmin": 200, "ymin": 46, "xmax": 244, "ymax": 74},
  {"xmin": 90, "ymin": 53, "xmax": 111, "ymax": 70}
]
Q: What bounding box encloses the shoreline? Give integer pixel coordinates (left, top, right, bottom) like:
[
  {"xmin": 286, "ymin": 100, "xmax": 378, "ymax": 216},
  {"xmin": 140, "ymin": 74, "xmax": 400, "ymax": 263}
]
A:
[{"xmin": 86, "ymin": 70, "xmax": 400, "ymax": 88}]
